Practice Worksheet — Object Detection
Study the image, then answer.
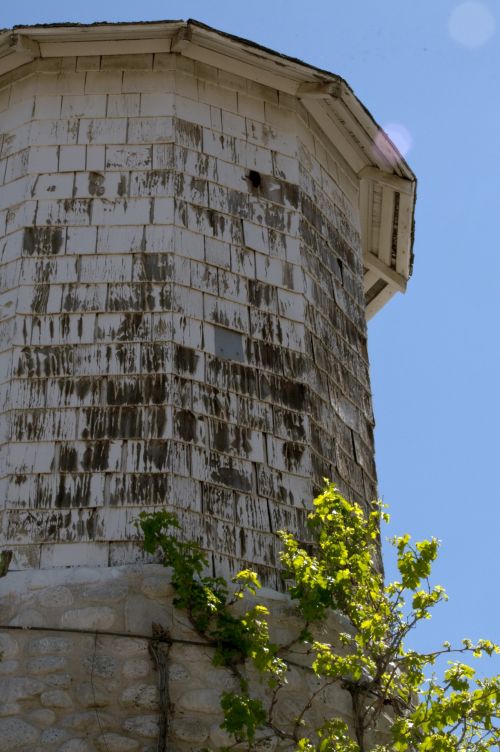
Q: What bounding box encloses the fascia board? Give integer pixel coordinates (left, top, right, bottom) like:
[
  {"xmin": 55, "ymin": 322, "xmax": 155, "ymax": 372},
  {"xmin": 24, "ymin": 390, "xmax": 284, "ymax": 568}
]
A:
[
  {"xmin": 11, "ymin": 21, "xmax": 185, "ymax": 41},
  {"xmin": 39, "ymin": 38, "xmax": 173, "ymax": 57}
]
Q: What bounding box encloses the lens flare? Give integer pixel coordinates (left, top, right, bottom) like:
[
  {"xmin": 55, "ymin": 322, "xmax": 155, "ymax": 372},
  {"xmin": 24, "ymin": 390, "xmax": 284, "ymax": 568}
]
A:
[
  {"xmin": 448, "ymin": 2, "xmax": 496, "ymax": 48},
  {"xmin": 375, "ymin": 123, "xmax": 413, "ymax": 163}
]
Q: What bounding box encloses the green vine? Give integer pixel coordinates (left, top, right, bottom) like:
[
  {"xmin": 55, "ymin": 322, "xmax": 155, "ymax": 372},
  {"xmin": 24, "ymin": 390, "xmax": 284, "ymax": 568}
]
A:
[{"xmin": 137, "ymin": 483, "xmax": 500, "ymax": 751}]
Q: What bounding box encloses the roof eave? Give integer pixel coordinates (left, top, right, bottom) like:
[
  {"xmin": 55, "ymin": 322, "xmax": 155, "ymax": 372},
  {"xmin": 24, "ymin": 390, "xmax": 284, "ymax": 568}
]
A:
[{"xmin": 0, "ymin": 19, "xmax": 417, "ymax": 317}]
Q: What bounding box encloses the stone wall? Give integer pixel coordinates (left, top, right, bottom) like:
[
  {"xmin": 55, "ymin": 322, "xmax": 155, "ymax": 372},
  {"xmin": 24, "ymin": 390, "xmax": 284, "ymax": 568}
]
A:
[
  {"xmin": 0, "ymin": 51, "xmax": 376, "ymax": 585},
  {"xmin": 0, "ymin": 563, "xmax": 355, "ymax": 751}
]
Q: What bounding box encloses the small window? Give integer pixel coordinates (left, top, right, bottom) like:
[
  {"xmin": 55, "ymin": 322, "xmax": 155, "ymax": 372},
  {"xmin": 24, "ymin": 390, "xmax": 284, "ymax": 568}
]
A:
[{"xmin": 214, "ymin": 326, "xmax": 244, "ymax": 362}]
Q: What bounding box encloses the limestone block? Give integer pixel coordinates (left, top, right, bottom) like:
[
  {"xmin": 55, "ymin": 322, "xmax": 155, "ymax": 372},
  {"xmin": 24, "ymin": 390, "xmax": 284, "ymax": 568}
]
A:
[
  {"xmin": 41, "ymin": 727, "xmax": 70, "ymax": 744},
  {"xmin": 120, "ymin": 683, "xmax": 159, "ymax": 710},
  {"xmin": 76, "ymin": 682, "xmax": 112, "ymax": 709},
  {"xmin": 43, "ymin": 672, "xmax": 72, "ymax": 689},
  {"xmin": 167, "ymin": 662, "xmax": 190, "ymax": 682},
  {"xmin": 140, "ymin": 575, "xmax": 175, "ymax": 599},
  {"xmin": 209, "ymin": 721, "xmax": 234, "ymax": 748},
  {"xmin": 0, "ymin": 718, "xmax": 40, "ymax": 751},
  {"xmin": 27, "ymin": 656, "xmax": 67, "ymax": 675},
  {"xmin": 95, "ymin": 734, "xmax": 139, "ymax": 752},
  {"xmin": 28, "ymin": 708, "xmax": 57, "ymax": 727},
  {"xmin": 122, "ymin": 658, "xmax": 151, "ymax": 679},
  {"xmin": 81, "ymin": 580, "xmax": 128, "ymax": 603},
  {"xmin": 177, "ymin": 688, "xmax": 222, "ymax": 714},
  {"xmin": 0, "ymin": 632, "xmax": 18, "ymax": 659},
  {"xmin": 82, "ymin": 655, "xmax": 117, "ymax": 679},
  {"xmin": 0, "ymin": 660, "xmax": 18, "ymax": 675},
  {"xmin": 0, "ymin": 676, "xmax": 44, "ymax": 703},
  {"xmin": 172, "ymin": 717, "xmax": 210, "ymax": 743},
  {"xmin": 60, "ymin": 606, "xmax": 115, "ymax": 631},
  {"xmin": 29, "ymin": 636, "xmax": 73, "ymax": 655},
  {"xmin": 122, "ymin": 715, "xmax": 159, "ymax": 738},
  {"xmin": 61, "ymin": 711, "xmax": 112, "ymax": 730},
  {"xmin": 107, "ymin": 637, "xmax": 148, "ymax": 658},
  {"xmin": 41, "ymin": 689, "xmax": 73, "ymax": 708},
  {"xmin": 124, "ymin": 594, "xmax": 172, "ymax": 635},
  {"xmin": 59, "ymin": 740, "xmax": 96, "ymax": 752},
  {"xmin": 34, "ymin": 585, "xmax": 74, "ymax": 609}
]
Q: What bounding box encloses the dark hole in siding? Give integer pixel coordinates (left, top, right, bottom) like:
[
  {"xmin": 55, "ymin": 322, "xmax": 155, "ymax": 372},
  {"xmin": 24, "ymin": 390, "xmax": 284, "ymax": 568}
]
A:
[
  {"xmin": 247, "ymin": 170, "xmax": 262, "ymax": 189},
  {"xmin": 214, "ymin": 326, "xmax": 244, "ymax": 362}
]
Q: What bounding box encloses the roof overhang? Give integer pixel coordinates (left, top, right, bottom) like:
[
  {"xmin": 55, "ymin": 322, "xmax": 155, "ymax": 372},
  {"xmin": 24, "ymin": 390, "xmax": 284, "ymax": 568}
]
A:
[{"xmin": 0, "ymin": 19, "xmax": 416, "ymax": 318}]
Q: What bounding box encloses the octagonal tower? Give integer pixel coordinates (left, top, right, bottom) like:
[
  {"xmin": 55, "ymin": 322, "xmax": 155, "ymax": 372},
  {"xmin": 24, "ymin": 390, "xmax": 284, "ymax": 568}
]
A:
[{"xmin": 0, "ymin": 20, "xmax": 415, "ymax": 748}]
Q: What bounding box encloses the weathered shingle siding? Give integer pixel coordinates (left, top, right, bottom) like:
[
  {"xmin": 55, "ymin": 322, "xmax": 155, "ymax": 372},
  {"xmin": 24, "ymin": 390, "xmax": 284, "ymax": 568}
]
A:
[{"xmin": 0, "ymin": 54, "xmax": 376, "ymax": 585}]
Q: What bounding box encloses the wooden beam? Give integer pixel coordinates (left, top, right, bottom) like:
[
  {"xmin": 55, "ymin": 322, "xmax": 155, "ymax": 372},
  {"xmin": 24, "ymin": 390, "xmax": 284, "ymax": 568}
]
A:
[
  {"xmin": 395, "ymin": 191, "xmax": 413, "ymax": 277},
  {"xmin": 366, "ymin": 285, "xmax": 397, "ymax": 320},
  {"xmin": 365, "ymin": 251, "xmax": 407, "ymax": 292},
  {"xmin": 296, "ymin": 81, "xmax": 342, "ymax": 99},
  {"xmin": 359, "ymin": 176, "xmax": 372, "ymax": 259},
  {"xmin": 358, "ymin": 165, "xmax": 414, "ymax": 195},
  {"xmin": 40, "ymin": 38, "xmax": 171, "ymax": 57},
  {"xmin": 363, "ymin": 269, "xmax": 379, "ymax": 293},
  {"xmin": 171, "ymin": 26, "xmax": 192, "ymax": 53},
  {"xmin": 377, "ymin": 186, "xmax": 395, "ymax": 267},
  {"xmin": 0, "ymin": 34, "xmax": 39, "ymax": 76}
]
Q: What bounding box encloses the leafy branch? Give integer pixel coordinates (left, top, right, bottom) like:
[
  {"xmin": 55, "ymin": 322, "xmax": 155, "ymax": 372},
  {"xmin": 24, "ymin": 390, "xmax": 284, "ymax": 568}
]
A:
[{"xmin": 137, "ymin": 483, "xmax": 500, "ymax": 751}]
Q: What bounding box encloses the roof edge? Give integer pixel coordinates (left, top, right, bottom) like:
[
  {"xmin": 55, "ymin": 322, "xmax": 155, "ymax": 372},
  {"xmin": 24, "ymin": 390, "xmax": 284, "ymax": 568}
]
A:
[{"xmin": 0, "ymin": 18, "xmax": 417, "ymax": 316}]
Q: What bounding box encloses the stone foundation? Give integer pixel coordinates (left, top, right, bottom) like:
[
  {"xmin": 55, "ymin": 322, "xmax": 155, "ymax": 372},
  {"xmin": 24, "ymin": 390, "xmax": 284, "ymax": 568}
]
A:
[{"xmin": 0, "ymin": 563, "xmax": 355, "ymax": 751}]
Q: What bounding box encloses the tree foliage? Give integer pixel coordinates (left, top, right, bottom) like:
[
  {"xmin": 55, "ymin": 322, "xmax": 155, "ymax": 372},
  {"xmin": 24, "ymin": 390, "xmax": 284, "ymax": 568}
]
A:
[{"xmin": 137, "ymin": 483, "xmax": 500, "ymax": 751}]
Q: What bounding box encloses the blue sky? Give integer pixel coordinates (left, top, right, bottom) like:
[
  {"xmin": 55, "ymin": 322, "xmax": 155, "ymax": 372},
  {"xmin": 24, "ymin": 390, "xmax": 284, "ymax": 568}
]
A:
[{"xmin": 3, "ymin": 1, "xmax": 500, "ymax": 668}]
